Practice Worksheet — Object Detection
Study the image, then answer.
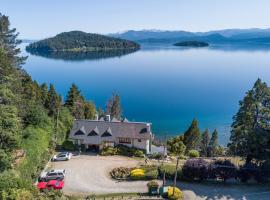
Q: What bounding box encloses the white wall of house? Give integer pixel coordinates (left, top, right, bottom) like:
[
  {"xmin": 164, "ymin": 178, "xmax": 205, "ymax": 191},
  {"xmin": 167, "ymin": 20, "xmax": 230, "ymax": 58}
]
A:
[
  {"xmin": 70, "ymin": 136, "xmax": 151, "ymax": 153},
  {"xmin": 133, "ymin": 138, "xmax": 148, "ymax": 151}
]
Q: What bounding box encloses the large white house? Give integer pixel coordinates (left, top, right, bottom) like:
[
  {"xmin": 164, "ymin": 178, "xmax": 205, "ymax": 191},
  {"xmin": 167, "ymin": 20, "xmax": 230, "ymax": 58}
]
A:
[{"xmin": 69, "ymin": 115, "xmax": 153, "ymax": 154}]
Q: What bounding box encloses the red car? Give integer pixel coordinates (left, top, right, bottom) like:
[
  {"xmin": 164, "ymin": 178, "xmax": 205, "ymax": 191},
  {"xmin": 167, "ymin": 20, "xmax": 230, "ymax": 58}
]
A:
[{"xmin": 37, "ymin": 180, "xmax": 64, "ymax": 191}]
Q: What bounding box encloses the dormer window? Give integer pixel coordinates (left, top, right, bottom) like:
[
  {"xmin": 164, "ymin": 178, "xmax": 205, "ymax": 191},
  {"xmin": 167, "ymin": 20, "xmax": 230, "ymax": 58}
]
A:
[
  {"xmin": 74, "ymin": 126, "xmax": 86, "ymax": 135},
  {"xmin": 88, "ymin": 126, "xmax": 99, "ymax": 136},
  {"xmin": 101, "ymin": 127, "xmax": 112, "ymax": 137},
  {"xmin": 140, "ymin": 127, "xmax": 148, "ymax": 133}
]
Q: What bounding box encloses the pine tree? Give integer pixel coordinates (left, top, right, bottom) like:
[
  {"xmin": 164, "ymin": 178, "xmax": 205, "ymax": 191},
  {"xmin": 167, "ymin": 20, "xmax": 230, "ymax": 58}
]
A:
[
  {"xmin": 228, "ymin": 79, "xmax": 270, "ymax": 163},
  {"xmin": 200, "ymin": 129, "xmax": 210, "ymax": 157},
  {"xmin": 45, "ymin": 84, "xmax": 60, "ymax": 117},
  {"xmin": 40, "ymin": 83, "xmax": 48, "ymax": 106},
  {"xmin": 106, "ymin": 93, "xmax": 122, "ymax": 120},
  {"xmin": 0, "ymin": 13, "xmax": 26, "ymax": 67},
  {"xmin": 209, "ymin": 129, "xmax": 218, "ymax": 157},
  {"xmin": 183, "ymin": 119, "xmax": 201, "ymax": 152},
  {"xmin": 65, "ymin": 83, "xmax": 85, "ymax": 119}
]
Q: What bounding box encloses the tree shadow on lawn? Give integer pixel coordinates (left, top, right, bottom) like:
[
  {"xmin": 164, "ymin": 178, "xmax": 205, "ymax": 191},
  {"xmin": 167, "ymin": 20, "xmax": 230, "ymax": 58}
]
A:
[{"xmin": 166, "ymin": 180, "xmax": 270, "ymax": 200}]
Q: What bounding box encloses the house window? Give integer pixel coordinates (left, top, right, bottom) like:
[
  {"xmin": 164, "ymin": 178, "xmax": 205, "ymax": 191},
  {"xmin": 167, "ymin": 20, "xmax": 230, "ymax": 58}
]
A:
[
  {"xmin": 138, "ymin": 139, "xmax": 141, "ymax": 142},
  {"xmin": 119, "ymin": 137, "xmax": 131, "ymax": 144}
]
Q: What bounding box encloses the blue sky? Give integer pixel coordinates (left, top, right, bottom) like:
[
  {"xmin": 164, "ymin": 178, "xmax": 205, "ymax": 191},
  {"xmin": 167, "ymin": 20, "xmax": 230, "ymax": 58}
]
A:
[{"xmin": 2, "ymin": 0, "xmax": 270, "ymax": 39}]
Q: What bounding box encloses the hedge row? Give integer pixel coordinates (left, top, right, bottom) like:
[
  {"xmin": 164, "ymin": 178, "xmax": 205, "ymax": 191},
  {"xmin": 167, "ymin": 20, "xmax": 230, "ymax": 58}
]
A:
[{"xmin": 111, "ymin": 158, "xmax": 270, "ymax": 183}]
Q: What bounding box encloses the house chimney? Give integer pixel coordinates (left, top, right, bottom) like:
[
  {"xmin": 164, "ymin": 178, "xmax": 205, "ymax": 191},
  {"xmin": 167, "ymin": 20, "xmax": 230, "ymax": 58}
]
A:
[
  {"xmin": 95, "ymin": 114, "xmax": 99, "ymax": 121},
  {"xmin": 105, "ymin": 114, "xmax": 111, "ymax": 121},
  {"xmin": 146, "ymin": 123, "xmax": 151, "ymax": 132}
]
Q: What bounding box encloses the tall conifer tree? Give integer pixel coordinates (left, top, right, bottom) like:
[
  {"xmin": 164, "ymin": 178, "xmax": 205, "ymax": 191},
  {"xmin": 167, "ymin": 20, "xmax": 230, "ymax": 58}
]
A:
[{"xmin": 183, "ymin": 119, "xmax": 201, "ymax": 151}]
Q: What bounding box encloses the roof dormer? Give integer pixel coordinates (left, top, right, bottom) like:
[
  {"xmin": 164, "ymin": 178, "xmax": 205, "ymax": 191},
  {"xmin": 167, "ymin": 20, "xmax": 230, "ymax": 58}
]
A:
[
  {"xmin": 74, "ymin": 126, "xmax": 86, "ymax": 135},
  {"xmin": 101, "ymin": 127, "xmax": 112, "ymax": 137},
  {"xmin": 88, "ymin": 126, "xmax": 99, "ymax": 136}
]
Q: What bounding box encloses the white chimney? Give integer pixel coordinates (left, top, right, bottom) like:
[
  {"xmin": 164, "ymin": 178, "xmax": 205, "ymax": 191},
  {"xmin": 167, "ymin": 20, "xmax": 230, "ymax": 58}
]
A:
[
  {"xmin": 105, "ymin": 114, "xmax": 111, "ymax": 122},
  {"xmin": 147, "ymin": 123, "xmax": 151, "ymax": 132}
]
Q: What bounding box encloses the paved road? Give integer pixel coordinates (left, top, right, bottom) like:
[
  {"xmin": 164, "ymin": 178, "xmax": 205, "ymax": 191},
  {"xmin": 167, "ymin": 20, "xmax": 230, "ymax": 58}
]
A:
[{"xmin": 51, "ymin": 155, "xmax": 270, "ymax": 200}]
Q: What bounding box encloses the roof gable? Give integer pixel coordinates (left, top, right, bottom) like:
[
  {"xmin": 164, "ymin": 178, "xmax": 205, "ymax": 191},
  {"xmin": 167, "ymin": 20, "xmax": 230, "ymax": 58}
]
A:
[
  {"xmin": 74, "ymin": 126, "xmax": 86, "ymax": 135},
  {"xmin": 88, "ymin": 126, "xmax": 99, "ymax": 136},
  {"xmin": 101, "ymin": 127, "xmax": 112, "ymax": 137}
]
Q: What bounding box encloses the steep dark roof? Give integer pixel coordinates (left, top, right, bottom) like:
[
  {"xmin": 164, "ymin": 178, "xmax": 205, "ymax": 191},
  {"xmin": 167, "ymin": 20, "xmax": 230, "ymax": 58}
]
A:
[{"xmin": 70, "ymin": 119, "xmax": 152, "ymax": 140}]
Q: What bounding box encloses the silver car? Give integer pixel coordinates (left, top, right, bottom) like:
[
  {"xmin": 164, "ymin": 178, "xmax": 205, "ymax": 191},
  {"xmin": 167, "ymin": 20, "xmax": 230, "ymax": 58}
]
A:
[
  {"xmin": 52, "ymin": 152, "xmax": 71, "ymax": 161},
  {"xmin": 39, "ymin": 169, "xmax": 66, "ymax": 181}
]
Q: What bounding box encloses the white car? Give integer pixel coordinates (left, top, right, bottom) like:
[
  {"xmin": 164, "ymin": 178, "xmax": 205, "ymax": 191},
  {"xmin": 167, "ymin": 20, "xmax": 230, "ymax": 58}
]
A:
[
  {"xmin": 39, "ymin": 169, "xmax": 66, "ymax": 181},
  {"xmin": 52, "ymin": 152, "xmax": 71, "ymax": 161}
]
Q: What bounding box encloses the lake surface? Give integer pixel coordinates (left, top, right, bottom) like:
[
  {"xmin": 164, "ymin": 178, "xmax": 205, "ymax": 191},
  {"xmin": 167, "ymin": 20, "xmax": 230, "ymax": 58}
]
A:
[{"xmin": 21, "ymin": 43, "xmax": 270, "ymax": 145}]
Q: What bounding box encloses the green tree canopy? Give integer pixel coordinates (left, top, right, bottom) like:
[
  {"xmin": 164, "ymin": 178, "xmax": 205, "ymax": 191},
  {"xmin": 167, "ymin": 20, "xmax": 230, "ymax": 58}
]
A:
[
  {"xmin": 84, "ymin": 101, "xmax": 96, "ymax": 119},
  {"xmin": 209, "ymin": 129, "xmax": 218, "ymax": 157},
  {"xmin": 65, "ymin": 83, "xmax": 85, "ymax": 119},
  {"xmin": 45, "ymin": 84, "xmax": 61, "ymax": 117},
  {"xmin": 183, "ymin": 119, "xmax": 201, "ymax": 152},
  {"xmin": 228, "ymin": 79, "xmax": 270, "ymax": 163},
  {"xmin": 167, "ymin": 136, "xmax": 186, "ymax": 156},
  {"xmin": 106, "ymin": 93, "xmax": 122, "ymax": 120},
  {"xmin": 200, "ymin": 129, "xmax": 210, "ymax": 157}
]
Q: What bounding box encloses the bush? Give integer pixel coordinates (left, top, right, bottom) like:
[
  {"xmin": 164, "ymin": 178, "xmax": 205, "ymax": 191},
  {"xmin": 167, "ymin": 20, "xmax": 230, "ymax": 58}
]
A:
[
  {"xmin": 150, "ymin": 153, "xmax": 163, "ymax": 160},
  {"xmin": 110, "ymin": 167, "xmax": 131, "ymax": 180},
  {"xmin": 134, "ymin": 149, "xmax": 144, "ymax": 158},
  {"xmin": 145, "ymin": 170, "xmax": 159, "ymax": 179},
  {"xmin": 116, "ymin": 144, "xmax": 145, "ymax": 157},
  {"xmin": 62, "ymin": 140, "xmax": 75, "ymax": 151},
  {"xmin": 140, "ymin": 165, "xmax": 159, "ymax": 179},
  {"xmin": 0, "ymin": 150, "xmax": 12, "ymax": 173},
  {"xmin": 209, "ymin": 159, "xmax": 237, "ymax": 182},
  {"xmin": 130, "ymin": 168, "xmax": 145, "ymax": 180},
  {"xmin": 182, "ymin": 158, "xmax": 209, "ymax": 181},
  {"xmin": 188, "ymin": 150, "xmax": 200, "ymax": 158},
  {"xmin": 159, "ymin": 165, "xmax": 182, "ymax": 180},
  {"xmin": 167, "ymin": 186, "xmax": 184, "ymax": 200},
  {"xmin": 100, "ymin": 146, "xmax": 117, "ymax": 156},
  {"xmin": 238, "ymin": 162, "xmax": 262, "ymax": 183},
  {"xmin": 100, "ymin": 145, "xmax": 145, "ymax": 157},
  {"xmin": 147, "ymin": 180, "xmax": 159, "ymax": 188}
]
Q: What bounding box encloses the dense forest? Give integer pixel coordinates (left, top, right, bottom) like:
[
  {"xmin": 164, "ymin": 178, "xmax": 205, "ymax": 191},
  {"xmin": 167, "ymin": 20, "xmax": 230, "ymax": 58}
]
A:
[
  {"xmin": 26, "ymin": 31, "xmax": 140, "ymax": 53},
  {"xmin": 0, "ymin": 14, "xmax": 123, "ymax": 199},
  {"xmin": 174, "ymin": 41, "xmax": 209, "ymax": 47}
]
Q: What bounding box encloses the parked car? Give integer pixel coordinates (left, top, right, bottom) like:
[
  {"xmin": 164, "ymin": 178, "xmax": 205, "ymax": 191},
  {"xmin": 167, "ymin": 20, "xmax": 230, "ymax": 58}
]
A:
[
  {"xmin": 52, "ymin": 152, "xmax": 71, "ymax": 161},
  {"xmin": 37, "ymin": 180, "xmax": 64, "ymax": 191},
  {"xmin": 39, "ymin": 169, "xmax": 66, "ymax": 181}
]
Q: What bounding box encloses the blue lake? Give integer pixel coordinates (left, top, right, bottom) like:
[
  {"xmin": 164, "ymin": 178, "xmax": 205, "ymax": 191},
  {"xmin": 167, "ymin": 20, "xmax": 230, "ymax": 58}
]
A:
[{"xmin": 21, "ymin": 43, "xmax": 270, "ymax": 145}]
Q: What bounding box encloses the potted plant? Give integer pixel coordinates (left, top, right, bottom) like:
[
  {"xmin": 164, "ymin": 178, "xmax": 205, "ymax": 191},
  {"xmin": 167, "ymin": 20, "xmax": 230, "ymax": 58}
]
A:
[{"xmin": 147, "ymin": 180, "xmax": 159, "ymax": 195}]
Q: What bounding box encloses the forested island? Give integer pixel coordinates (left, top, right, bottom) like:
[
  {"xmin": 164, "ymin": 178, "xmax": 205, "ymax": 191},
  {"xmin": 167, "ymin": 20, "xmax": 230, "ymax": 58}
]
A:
[
  {"xmin": 174, "ymin": 41, "xmax": 209, "ymax": 47},
  {"xmin": 26, "ymin": 31, "xmax": 140, "ymax": 53}
]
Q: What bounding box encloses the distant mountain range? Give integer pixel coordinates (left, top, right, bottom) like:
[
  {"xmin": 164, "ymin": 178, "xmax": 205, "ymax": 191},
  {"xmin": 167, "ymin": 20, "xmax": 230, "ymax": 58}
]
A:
[{"xmin": 109, "ymin": 29, "xmax": 270, "ymax": 45}]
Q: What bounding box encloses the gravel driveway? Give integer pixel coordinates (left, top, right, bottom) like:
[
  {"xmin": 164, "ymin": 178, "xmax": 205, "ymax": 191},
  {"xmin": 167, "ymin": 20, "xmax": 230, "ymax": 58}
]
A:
[
  {"xmin": 51, "ymin": 154, "xmax": 270, "ymax": 200},
  {"xmin": 51, "ymin": 154, "xmax": 160, "ymax": 195}
]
